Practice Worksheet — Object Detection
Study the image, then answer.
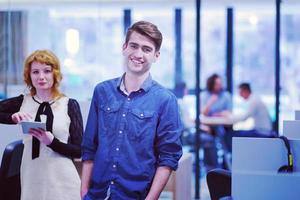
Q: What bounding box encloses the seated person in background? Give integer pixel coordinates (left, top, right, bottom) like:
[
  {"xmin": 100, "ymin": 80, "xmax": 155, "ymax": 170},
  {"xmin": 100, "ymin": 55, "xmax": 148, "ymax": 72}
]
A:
[
  {"xmin": 201, "ymin": 73, "xmax": 232, "ymax": 118},
  {"xmin": 201, "ymin": 74, "xmax": 232, "ymax": 169},
  {"xmin": 224, "ymin": 83, "xmax": 274, "ymax": 152}
]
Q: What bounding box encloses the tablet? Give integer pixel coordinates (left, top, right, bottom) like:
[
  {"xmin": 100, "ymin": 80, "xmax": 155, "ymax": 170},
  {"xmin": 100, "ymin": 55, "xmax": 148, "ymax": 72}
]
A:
[{"xmin": 21, "ymin": 121, "xmax": 46, "ymax": 134}]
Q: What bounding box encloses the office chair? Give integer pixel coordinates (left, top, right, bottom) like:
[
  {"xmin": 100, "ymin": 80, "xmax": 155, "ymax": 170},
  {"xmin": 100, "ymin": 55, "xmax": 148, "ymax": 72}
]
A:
[
  {"xmin": 206, "ymin": 168, "xmax": 232, "ymax": 200},
  {"xmin": 277, "ymin": 136, "xmax": 293, "ymax": 173},
  {"xmin": 0, "ymin": 140, "xmax": 24, "ymax": 200}
]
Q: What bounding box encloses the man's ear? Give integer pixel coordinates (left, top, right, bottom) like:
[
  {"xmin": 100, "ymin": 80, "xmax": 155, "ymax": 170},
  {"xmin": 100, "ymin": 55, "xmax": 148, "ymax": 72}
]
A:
[
  {"xmin": 122, "ymin": 43, "xmax": 127, "ymax": 56},
  {"xmin": 122, "ymin": 43, "xmax": 127, "ymax": 51},
  {"xmin": 153, "ymin": 51, "xmax": 160, "ymax": 62}
]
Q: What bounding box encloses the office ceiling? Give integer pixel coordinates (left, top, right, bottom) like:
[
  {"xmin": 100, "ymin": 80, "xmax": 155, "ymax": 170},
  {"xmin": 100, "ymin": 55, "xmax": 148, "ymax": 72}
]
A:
[
  {"xmin": 0, "ymin": 0, "xmax": 299, "ymax": 5},
  {"xmin": 0, "ymin": 0, "xmax": 299, "ymax": 10}
]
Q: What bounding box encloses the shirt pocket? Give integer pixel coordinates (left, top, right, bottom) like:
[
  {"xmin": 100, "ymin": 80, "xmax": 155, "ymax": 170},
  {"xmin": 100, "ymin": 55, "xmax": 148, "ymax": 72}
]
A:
[
  {"xmin": 128, "ymin": 109, "xmax": 155, "ymax": 141},
  {"xmin": 99, "ymin": 102, "xmax": 121, "ymax": 132}
]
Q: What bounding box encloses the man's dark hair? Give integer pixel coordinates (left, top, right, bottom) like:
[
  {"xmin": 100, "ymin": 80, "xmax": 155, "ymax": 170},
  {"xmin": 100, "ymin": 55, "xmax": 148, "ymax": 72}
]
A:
[
  {"xmin": 239, "ymin": 82, "xmax": 252, "ymax": 93},
  {"xmin": 206, "ymin": 73, "xmax": 220, "ymax": 92},
  {"xmin": 125, "ymin": 21, "xmax": 163, "ymax": 52}
]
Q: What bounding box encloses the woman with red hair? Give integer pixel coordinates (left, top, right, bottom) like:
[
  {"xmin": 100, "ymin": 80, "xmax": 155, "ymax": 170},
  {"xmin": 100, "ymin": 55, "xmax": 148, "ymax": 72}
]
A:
[{"xmin": 0, "ymin": 50, "xmax": 82, "ymax": 200}]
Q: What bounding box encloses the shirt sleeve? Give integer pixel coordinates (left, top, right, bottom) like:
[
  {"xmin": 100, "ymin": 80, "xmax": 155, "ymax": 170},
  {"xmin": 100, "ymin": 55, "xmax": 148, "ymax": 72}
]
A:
[
  {"xmin": 155, "ymin": 94, "xmax": 183, "ymax": 171},
  {"xmin": 232, "ymin": 98, "xmax": 256, "ymax": 123},
  {"xmin": 0, "ymin": 95, "xmax": 24, "ymax": 124},
  {"xmin": 47, "ymin": 98, "xmax": 83, "ymax": 158},
  {"xmin": 81, "ymin": 86, "xmax": 99, "ymax": 161},
  {"xmin": 224, "ymin": 91, "xmax": 232, "ymax": 111}
]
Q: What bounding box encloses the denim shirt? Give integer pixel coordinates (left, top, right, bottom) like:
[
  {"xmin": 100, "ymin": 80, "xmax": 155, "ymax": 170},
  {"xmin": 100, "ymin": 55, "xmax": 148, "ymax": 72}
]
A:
[
  {"xmin": 201, "ymin": 90, "xmax": 232, "ymax": 116},
  {"xmin": 82, "ymin": 75, "xmax": 183, "ymax": 200}
]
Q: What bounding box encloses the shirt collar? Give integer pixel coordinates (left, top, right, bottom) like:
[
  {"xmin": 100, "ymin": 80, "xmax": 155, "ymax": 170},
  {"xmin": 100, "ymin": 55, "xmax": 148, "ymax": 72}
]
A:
[
  {"xmin": 118, "ymin": 74, "xmax": 129, "ymax": 95},
  {"xmin": 32, "ymin": 95, "xmax": 59, "ymax": 105},
  {"xmin": 117, "ymin": 73, "xmax": 153, "ymax": 94},
  {"xmin": 140, "ymin": 74, "xmax": 153, "ymax": 92}
]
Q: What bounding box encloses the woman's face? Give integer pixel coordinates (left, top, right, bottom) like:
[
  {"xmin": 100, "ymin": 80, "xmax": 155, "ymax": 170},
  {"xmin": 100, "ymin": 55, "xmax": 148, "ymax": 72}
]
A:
[
  {"xmin": 30, "ymin": 61, "xmax": 54, "ymax": 93},
  {"xmin": 213, "ymin": 77, "xmax": 223, "ymax": 93}
]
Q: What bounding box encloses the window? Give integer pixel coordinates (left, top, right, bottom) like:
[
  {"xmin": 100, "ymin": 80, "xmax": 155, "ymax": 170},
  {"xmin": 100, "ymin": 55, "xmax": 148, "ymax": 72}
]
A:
[
  {"xmin": 0, "ymin": 4, "xmax": 124, "ymax": 101},
  {"xmin": 27, "ymin": 6, "xmax": 123, "ymax": 100},
  {"xmin": 233, "ymin": 10, "xmax": 275, "ymax": 129},
  {"xmin": 281, "ymin": 6, "xmax": 300, "ymax": 131},
  {"xmin": 183, "ymin": 9, "xmax": 226, "ymax": 90}
]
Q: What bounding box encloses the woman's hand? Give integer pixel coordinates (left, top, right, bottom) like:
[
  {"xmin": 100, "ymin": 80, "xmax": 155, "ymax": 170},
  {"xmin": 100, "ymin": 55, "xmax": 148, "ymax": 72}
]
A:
[
  {"xmin": 29, "ymin": 128, "xmax": 54, "ymax": 145},
  {"xmin": 11, "ymin": 112, "xmax": 32, "ymax": 123},
  {"xmin": 208, "ymin": 94, "xmax": 218, "ymax": 105}
]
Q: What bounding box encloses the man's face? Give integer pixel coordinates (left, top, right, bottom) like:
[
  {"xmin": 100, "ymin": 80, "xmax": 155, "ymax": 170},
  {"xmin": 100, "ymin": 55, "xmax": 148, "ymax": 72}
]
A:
[
  {"xmin": 122, "ymin": 31, "xmax": 160, "ymax": 76},
  {"xmin": 239, "ymin": 88, "xmax": 249, "ymax": 99}
]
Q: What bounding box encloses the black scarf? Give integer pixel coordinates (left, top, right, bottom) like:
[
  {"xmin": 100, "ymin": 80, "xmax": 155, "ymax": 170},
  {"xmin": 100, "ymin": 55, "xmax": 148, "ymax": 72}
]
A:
[{"xmin": 32, "ymin": 97, "xmax": 54, "ymax": 159}]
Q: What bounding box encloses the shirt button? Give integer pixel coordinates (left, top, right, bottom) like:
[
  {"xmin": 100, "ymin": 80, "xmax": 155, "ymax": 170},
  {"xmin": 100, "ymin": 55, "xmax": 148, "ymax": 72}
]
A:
[
  {"xmin": 116, "ymin": 148, "xmax": 119, "ymax": 151},
  {"xmin": 113, "ymin": 164, "xmax": 116, "ymax": 168},
  {"xmin": 107, "ymin": 107, "xmax": 110, "ymax": 111},
  {"xmin": 119, "ymin": 130, "xmax": 122, "ymax": 134},
  {"xmin": 127, "ymin": 98, "xmax": 131, "ymax": 101},
  {"xmin": 140, "ymin": 113, "xmax": 144, "ymax": 117},
  {"xmin": 122, "ymin": 113, "xmax": 126, "ymax": 117},
  {"xmin": 110, "ymin": 181, "xmax": 114, "ymax": 185}
]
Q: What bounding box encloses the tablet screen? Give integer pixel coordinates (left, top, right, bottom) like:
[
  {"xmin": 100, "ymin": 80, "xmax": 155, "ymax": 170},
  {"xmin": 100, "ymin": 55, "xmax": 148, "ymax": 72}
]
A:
[{"xmin": 21, "ymin": 121, "xmax": 46, "ymax": 134}]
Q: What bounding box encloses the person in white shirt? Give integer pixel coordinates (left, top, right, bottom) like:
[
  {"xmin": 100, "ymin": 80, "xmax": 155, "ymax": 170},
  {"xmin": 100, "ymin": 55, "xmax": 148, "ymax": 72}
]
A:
[
  {"xmin": 236, "ymin": 83, "xmax": 272, "ymax": 133},
  {"xmin": 225, "ymin": 83, "xmax": 274, "ymax": 152}
]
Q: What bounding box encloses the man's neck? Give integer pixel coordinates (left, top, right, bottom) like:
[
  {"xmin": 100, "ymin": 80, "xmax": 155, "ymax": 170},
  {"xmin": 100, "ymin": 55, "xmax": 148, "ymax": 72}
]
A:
[
  {"xmin": 124, "ymin": 72, "xmax": 149, "ymax": 94},
  {"xmin": 245, "ymin": 93, "xmax": 252, "ymax": 100}
]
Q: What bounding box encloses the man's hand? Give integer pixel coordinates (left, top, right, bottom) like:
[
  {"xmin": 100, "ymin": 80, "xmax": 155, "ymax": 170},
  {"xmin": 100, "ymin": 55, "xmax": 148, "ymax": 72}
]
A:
[
  {"xmin": 80, "ymin": 186, "xmax": 89, "ymax": 199},
  {"xmin": 145, "ymin": 166, "xmax": 172, "ymax": 200},
  {"xmin": 81, "ymin": 160, "xmax": 94, "ymax": 199}
]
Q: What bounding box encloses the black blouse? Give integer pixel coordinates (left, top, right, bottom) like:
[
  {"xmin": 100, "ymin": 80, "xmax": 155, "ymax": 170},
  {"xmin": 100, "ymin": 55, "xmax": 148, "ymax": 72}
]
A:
[{"xmin": 0, "ymin": 95, "xmax": 83, "ymax": 159}]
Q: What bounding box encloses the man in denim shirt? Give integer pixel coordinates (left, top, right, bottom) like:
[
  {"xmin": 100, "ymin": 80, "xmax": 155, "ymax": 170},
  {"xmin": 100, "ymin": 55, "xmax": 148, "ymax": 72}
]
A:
[{"xmin": 81, "ymin": 21, "xmax": 183, "ymax": 200}]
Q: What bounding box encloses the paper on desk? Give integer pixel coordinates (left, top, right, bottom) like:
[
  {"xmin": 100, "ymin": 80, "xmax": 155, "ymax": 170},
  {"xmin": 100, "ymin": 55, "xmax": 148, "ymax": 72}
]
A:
[{"xmin": 200, "ymin": 114, "xmax": 238, "ymax": 125}]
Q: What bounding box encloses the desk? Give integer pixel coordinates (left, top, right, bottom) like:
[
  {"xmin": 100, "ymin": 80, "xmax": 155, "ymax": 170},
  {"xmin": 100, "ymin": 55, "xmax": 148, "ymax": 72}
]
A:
[
  {"xmin": 200, "ymin": 115, "xmax": 236, "ymax": 126},
  {"xmin": 232, "ymin": 137, "xmax": 300, "ymax": 200}
]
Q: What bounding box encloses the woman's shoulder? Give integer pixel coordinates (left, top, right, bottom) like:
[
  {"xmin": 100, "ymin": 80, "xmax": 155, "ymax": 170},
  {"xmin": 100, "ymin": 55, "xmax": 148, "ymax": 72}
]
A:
[
  {"xmin": 51, "ymin": 95, "xmax": 69, "ymax": 108},
  {"xmin": 54, "ymin": 94, "xmax": 80, "ymax": 107},
  {"xmin": 1, "ymin": 94, "xmax": 25, "ymax": 103},
  {"xmin": 63, "ymin": 97, "xmax": 81, "ymax": 110},
  {"xmin": 67, "ymin": 98, "xmax": 79, "ymax": 106},
  {"xmin": 221, "ymin": 90, "xmax": 231, "ymax": 98},
  {"xmin": 201, "ymin": 90, "xmax": 211, "ymax": 98}
]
